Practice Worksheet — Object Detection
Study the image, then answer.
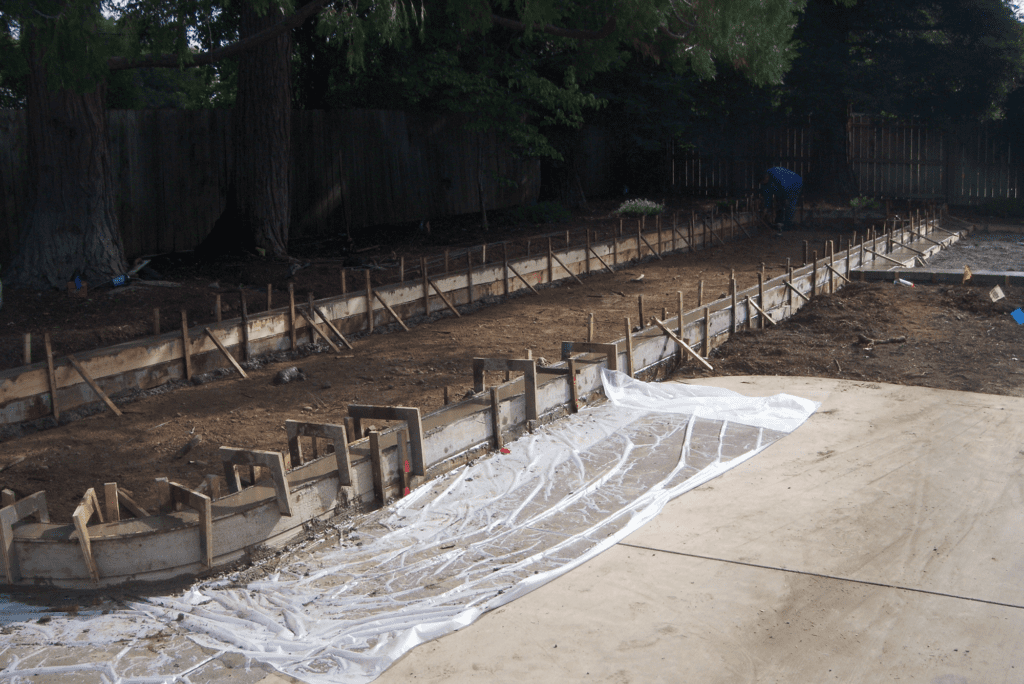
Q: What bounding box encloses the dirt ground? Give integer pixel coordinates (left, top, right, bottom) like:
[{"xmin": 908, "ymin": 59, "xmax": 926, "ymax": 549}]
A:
[{"xmin": 1, "ymin": 205, "xmax": 1022, "ymax": 524}]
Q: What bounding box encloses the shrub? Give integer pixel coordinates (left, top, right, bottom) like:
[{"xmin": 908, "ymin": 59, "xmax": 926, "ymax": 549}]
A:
[
  {"xmin": 616, "ymin": 199, "xmax": 665, "ymax": 217},
  {"xmin": 849, "ymin": 196, "xmax": 880, "ymax": 210}
]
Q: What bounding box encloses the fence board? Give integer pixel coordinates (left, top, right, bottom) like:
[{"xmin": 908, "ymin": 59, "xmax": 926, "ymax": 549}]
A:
[{"xmin": 0, "ymin": 109, "xmax": 541, "ymax": 265}]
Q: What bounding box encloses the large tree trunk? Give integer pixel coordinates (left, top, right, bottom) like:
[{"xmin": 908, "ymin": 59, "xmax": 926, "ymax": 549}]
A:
[
  {"xmin": 6, "ymin": 30, "xmax": 126, "ymax": 290},
  {"xmin": 199, "ymin": 2, "xmax": 292, "ymax": 260}
]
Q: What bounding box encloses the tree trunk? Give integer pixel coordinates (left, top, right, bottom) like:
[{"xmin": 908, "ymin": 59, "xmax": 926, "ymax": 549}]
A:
[
  {"xmin": 6, "ymin": 30, "xmax": 126, "ymax": 290},
  {"xmin": 198, "ymin": 2, "xmax": 292, "ymax": 260}
]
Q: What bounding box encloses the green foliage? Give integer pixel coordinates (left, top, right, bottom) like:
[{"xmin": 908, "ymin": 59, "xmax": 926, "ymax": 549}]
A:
[
  {"xmin": 616, "ymin": 199, "xmax": 664, "ymax": 217},
  {"xmin": 505, "ymin": 201, "xmax": 572, "ymax": 225},
  {"xmin": 849, "ymin": 196, "xmax": 879, "ymax": 210},
  {"xmin": 982, "ymin": 197, "xmax": 1024, "ymax": 218}
]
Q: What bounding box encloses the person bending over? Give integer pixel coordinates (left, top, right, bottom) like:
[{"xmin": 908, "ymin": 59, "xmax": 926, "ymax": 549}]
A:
[{"xmin": 760, "ymin": 167, "xmax": 803, "ymax": 233}]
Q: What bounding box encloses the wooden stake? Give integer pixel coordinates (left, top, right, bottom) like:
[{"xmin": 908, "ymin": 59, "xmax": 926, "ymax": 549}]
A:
[
  {"xmin": 44, "ymin": 333, "xmax": 59, "ymax": 420},
  {"xmin": 502, "ymin": 243, "xmax": 509, "ymax": 297},
  {"xmin": 638, "ymin": 295, "xmax": 645, "ymax": 328},
  {"xmin": 586, "ymin": 230, "xmax": 592, "ymax": 274},
  {"xmin": 653, "ymin": 318, "xmax": 713, "ymax": 371},
  {"xmin": 490, "ymin": 386, "xmax": 502, "ymax": 449},
  {"xmin": 444, "ymin": 386, "xmax": 450, "ymax": 405},
  {"xmin": 547, "ymin": 237, "xmax": 553, "ymax": 284},
  {"xmin": 444, "ymin": 248, "xmax": 450, "ymax": 273},
  {"xmin": 240, "ymin": 288, "xmax": 250, "ymax": 360},
  {"xmin": 757, "ymin": 272, "xmax": 765, "ymax": 330},
  {"xmin": 67, "ymin": 355, "xmax": 122, "ymax": 416},
  {"xmin": 697, "ymin": 280, "xmax": 704, "ymax": 308},
  {"xmin": 421, "ymin": 257, "xmax": 430, "ymax": 316},
  {"xmin": 204, "ymin": 328, "xmax": 249, "ymax": 378},
  {"xmin": 374, "ymin": 292, "xmax": 410, "ymax": 331},
  {"xmin": 703, "ymin": 306, "xmax": 711, "ymax": 358},
  {"xmin": 341, "ymin": 268, "xmax": 347, "ymax": 295},
  {"xmin": 313, "ymin": 304, "xmax": 353, "ymax": 349},
  {"xmin": 289, "ymin": 282, "xmax": 297, "ymax": 348},
  {"xmin": 568, "ymin": 358, "xmax": 579, "ymax": 413},
  {"xmin": 812, "ymin": 252, "xmax": 818, "ymax": 297},
  {"xmin": 551, "ymin": 251, "xmax": 584, "ymax": 285},
  {"xmin": 803, "ymin": 241, "xmax": 808, "ymax": 266},
  {"xmin": 565, "ymin": 229, "xmax": 570, "ymax": 246},
  {"xmin": 399, "ymin": 256, "xmax": 405, "ymax": 281},
  {"xmin": 365, "ymin": 270, "xmax": 373, "ymax": 333},
  {"xmin": 788, "ymin": 266, "xmax": 795, "ymax": 306},
  {"xmin": 153, "ymin": 308, "xmax": 160, "ymax": 336},
  {"xmin": 467, "ymin": 249, "xmax": 474, "ymax": 304},
  {"xmin": 22, "ymin": 333, "xmax": 30, "ymax": 365},
  {"xmin": 267, "ymin": 284, "xmax": 273, "ymax": 311},
  {"xmin": 507, "ymin": 264, "xmax": 539, "ymax": 295},
  {"xmin": 748, "ymin": 297, "xmax": 777, "ymax": 326},
  {"xmin": 730, "ymin": 278, "xmax": 737, "ymax": 333},
  {"xmin": 215, "ymin": 294, "xmax": 222, "ymax": 322},
  {"xmin": 430, "ymin": 279, "xmax": 463, "ymax": 316},
  {"xmin": 587, "ymin": 312, "xmax": 595, "ymax": 342},
  {"xmin": 677, "ymin": 291, "xmax": 684, "ymax": 337},
  {"xmin": 624, "ymin": 318, "xmax": 634, "ymax": 378},
  {"xmin": 181, "ymin": 310, "xmax": 192, "ymax": 381}
]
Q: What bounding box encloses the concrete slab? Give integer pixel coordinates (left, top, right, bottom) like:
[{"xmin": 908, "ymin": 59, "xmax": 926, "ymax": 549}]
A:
[{"xmin": 362, "ymin": 377, "xmax": 1024, "ymax": 684}]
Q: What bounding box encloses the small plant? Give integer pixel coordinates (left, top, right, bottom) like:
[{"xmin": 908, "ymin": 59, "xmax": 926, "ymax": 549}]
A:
[
  {"xmin": 616, "ymin": 198, "xmax": 664, "ymax": 217},
  {"xmin": 849, "ymin": 196, "xmax": 880, "ymax": 211}
]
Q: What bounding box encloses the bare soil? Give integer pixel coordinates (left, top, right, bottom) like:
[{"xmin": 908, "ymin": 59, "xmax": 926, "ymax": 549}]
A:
[{"xmin": 1, "ymin": 204, "xmax": 1021, "ymax": 524}]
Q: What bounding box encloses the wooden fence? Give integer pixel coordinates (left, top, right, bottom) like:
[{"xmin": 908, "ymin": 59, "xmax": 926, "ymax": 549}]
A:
[
  {"xmin": 672, "ymin": 114, "xmax": 1022, "ymax": 203},
  {"xmin": 0, "ymin": 109, "xmax": 541, "ymax": 265}
]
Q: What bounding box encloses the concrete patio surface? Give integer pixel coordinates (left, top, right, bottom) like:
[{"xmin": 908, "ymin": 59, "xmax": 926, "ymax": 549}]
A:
[{"xmin": 263, "ymin": 376, "xmax": 1024, "ymax": 684}]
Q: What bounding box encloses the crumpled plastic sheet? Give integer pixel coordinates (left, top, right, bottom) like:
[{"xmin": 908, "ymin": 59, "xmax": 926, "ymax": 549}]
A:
[{"xmin": 0, "ymin": 371, "xmax": 819, "ymax": 683}]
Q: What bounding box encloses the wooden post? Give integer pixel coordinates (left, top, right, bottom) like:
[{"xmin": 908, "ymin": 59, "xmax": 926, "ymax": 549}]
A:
[
  {"xmin": 368, "ymin": 430, "xmax": 386, "ymax": 505},
  {"xmin": 829, "ymin": 244, "xmax": 835, "ymax": 294},
  {"xmin": 215, "ymin": 294, "xmax": 222, "ymax": 322},
  {"xmin": 638, "ymin": 295, "xmax": 645, "ymax": 328},
  {"xmin": 502, "ymin": 243, "xmax": 509, "ymax": 297},
  {"xmin": 677, "ymin": 291, "xmax": 684, "ymax": 337},
  {"xmin": 587, "ymin": 312, "xmax": 595, "ymax": 342},
  {"xmin": 689, "ymin": 212, "xmax": 695, "ymax": 252},
  {"xmin": 467, "ymin": 248, "xmax": 474, "ymax": 304},
  {"xmin": 341, "ymin": 269, "xmax": 347, "ymax": 295},
  {"xmin": 788, "ymin": 266, "xmax": 794, "ymax": 307},
  {"xmin": 613, "ymin": 233, "xmax": 619, "ymax": 266},
  {"xmin": 703, "ymin": 306, "xmax": 711, "ymax": 358},
  {"xmin": 730, "ymin": 278, "xmax": 737, "ymax": 333},
  {"xmin": 43, "ymin": 333, "xmax": 59, "ymax": 420},
  {"xmin": 490, "ymin": 387, "xmax": 502, "ymax": 449},
  {"xmin": 22, "ymin": 333, "xmax": 30, "ymax": 365},
  {"xmin": 153, "ymin": 308, "xmax": 160, "ymax": 336},
  {"xmin": 364, "ymin": 270, "xmax": 374, "ymax": 333},
  {"xmin": 637, "ymin": 221, "xmax": 643, "ymax": 259},
  {"xmin": 757, "ymin": 272, "xmax": 765, "ymax": 330},
  {"xmin": 565, "ymin": 230, "xmax": 570, "ymax": 246},
  {"xmin": 811, "ymin": 252, "xmax": 818, "ymax": 297},
  {"xmin": 240, "ymin": 288, "xmax": 250, "ymax": 360},
  {"xmin": 803, "ymin": 240, "xmax": 808, "ymax": 266},
  {"xmin": 697, "ymin": 280, "xmax": 704, "ymax": 308},
  {"xmin": 307, "ymin": 293, "xmax": 317, "ymax": 344},
  {"xmin": 289, "ymin": 282, "xmax": 297, "ymax": 348},
  {"xmin": 547, "ymin": 237, "xmax": 553, "ymax": 284},
  {"xmin": 444, "ymin": 248, "xmax": 450, "ymax": 273},
  {"xmin": 399, "ymin": 256, "xmax": 405, "ymax": 282},
  {"xmin": 421, "ymin": 257, "xmax": 430, "ymax": 316},
  {"xmin": 181, "ymin": 310, "xmax": 192, "ymax": 381},
  {"xmin": 624, "ymin": 318, "xmax": 634, "ymax": 378},
  {"xmin": 104, "ymin": 482, "xmax": 120, "ymax": 523},
  {"xmin": 586, "ymin": 230, "xmax": 592, "ymax": 274},
  {"xmin": 267, "ymin": 284, "xmax": 273, "ymax": 311},
  {"xmin": 657, "ymin": 216, "xmax": 662, "ymax": 255}
]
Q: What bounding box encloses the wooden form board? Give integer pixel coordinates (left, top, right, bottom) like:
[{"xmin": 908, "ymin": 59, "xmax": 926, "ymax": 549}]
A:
[
  {"xmin": 0, "ymin": 213, "xmax": 760, "ymax": 427},
  {"xmin": 220, "ymin": 447, "xmax": 294, "ymax": 517},
  {"xmin": 0, "ymin": 491, "xmax": 49, "ymax": 583},
  {"xmin": 1, "ymin": 219, "xmax": 957, "ymax": 588}
]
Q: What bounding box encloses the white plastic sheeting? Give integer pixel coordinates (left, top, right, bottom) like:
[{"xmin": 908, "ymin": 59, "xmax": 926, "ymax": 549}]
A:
[{"xmin": 0, "ymin": 372, "xmax": 818, "ymax": 683}]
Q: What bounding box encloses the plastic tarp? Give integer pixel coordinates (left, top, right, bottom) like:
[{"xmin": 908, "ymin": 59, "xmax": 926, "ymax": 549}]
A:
[{"xmin": 0, "ymin": 371, "xmax": 819, "ymax": 683}]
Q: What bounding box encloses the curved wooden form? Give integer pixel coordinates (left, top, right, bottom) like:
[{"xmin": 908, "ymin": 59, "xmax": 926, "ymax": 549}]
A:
[{"xmin": 0, "ymin": 219, "xmax": 958, "ymax": 588}]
